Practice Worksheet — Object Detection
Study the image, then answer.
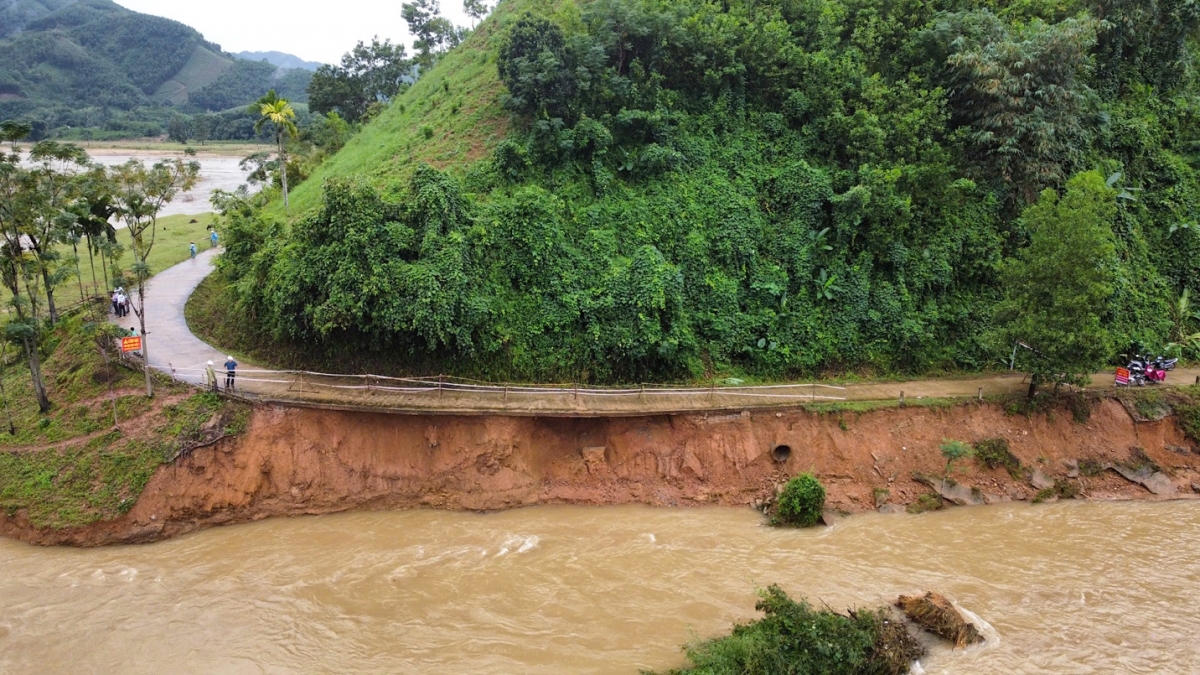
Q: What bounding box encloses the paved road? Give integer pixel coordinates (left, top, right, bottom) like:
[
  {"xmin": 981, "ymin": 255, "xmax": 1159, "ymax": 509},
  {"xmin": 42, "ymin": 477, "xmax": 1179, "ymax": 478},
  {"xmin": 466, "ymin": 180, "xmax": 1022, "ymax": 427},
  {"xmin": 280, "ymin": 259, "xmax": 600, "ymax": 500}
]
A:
[
  {"xmin": 115, "ymin": 251, "xmax": 1200, "ymax": 415},
  {"xmin": 111, "ymin": 247, "xmax": 251, "ymax": 386}
]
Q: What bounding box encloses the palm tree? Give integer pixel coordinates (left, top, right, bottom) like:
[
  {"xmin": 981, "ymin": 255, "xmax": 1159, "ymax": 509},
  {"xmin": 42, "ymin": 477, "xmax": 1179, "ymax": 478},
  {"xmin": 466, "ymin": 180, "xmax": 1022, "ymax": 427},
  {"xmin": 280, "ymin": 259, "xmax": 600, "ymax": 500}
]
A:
[{"xmin": 252, "ymin": 91, "xmax": 299, "ymax": 213}]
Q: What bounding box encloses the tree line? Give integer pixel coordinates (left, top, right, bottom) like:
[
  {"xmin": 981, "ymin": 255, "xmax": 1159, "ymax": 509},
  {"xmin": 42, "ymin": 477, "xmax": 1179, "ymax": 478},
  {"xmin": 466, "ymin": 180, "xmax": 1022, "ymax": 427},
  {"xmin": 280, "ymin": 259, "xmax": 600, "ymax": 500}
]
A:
[
  {"xmin": 307, "ymin": 0, "xmax": 492, "ymax": 124},
  {"xmin": 0, "ymin": 123, "xmax": 197, "ymax": 413}
]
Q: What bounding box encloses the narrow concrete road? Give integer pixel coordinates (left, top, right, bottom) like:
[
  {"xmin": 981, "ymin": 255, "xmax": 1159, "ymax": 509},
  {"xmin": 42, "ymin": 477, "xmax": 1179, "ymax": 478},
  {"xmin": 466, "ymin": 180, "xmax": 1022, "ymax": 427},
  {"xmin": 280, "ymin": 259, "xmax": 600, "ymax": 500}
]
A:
[
  {"xmin": 110, "ymin": 247, "xmax": 255, "ymax": 386},
  {"xmin": 116, "ymin": 250, "xmax": 1200, "ymax": 414}
]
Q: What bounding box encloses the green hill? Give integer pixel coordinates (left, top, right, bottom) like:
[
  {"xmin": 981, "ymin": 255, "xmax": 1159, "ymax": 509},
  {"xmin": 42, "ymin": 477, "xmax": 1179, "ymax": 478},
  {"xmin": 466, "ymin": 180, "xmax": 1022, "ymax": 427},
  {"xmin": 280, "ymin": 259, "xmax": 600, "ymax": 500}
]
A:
[
  {"xmin": 0, "ymin": 0, "xmax": 77, "ymax": 38},
  {"xmin": 280, "ymin": 0, "xmax": 522, "ymax": 215},
  {"xmin": 211, "ymin": 0, "xmax": 1200, "ymax": 384},
  {"xmin": 0, "ymin": 0, "xmax": 311, "ymax": 138}
]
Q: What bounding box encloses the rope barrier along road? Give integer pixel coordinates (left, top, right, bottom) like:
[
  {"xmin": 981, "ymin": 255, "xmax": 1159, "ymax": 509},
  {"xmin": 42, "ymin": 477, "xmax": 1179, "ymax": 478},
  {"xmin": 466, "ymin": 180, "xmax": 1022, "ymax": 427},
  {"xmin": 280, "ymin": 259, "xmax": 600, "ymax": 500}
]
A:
[{"xmin": 169, "ymin": 365, "xmax": 848, "ymax": 403}]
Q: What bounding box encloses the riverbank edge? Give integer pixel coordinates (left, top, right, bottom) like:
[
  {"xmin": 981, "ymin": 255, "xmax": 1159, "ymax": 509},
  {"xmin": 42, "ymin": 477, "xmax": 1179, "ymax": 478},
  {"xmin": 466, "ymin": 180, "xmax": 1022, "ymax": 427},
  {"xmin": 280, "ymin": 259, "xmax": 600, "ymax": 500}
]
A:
[{"xmin": 2, "ymin": 394, "xmax": 1197, "ymax": 547}]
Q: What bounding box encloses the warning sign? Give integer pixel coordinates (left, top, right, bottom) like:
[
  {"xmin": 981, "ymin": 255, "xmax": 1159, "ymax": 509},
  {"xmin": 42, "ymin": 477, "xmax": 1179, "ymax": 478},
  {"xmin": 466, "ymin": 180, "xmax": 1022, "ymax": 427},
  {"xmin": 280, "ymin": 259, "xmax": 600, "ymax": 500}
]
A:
[
  {"xmin": 1115, "ymin": 367, "xmax": 1130, "ymax": 386},
  {"xmin": 121, "ymin": 336, "xmax": 142, "ymax": 353}
]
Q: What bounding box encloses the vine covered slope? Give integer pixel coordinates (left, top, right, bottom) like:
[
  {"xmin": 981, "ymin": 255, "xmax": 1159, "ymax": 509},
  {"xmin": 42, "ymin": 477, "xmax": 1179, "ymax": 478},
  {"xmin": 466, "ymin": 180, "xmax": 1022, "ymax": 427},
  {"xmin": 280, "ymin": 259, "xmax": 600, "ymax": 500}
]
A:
[{"xmin": 220, "ymin": 0, "xmax": 1200, "ymax": 383}]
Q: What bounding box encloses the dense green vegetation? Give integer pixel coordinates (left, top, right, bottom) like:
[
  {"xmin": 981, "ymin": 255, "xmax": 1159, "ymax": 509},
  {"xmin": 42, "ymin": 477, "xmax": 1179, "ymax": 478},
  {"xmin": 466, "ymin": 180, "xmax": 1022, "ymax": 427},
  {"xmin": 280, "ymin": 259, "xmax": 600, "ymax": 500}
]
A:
[
  {"xmin": 648, "ymin": 585, "xmax": 923, "ymax": 675},
  {"xmin": 208, "ymin": 0, "xmax": 1200, "ymax": 384},
  {"xmin": 0, "ymin": 0, "xmax": 314, "ymax": 140},
  {"xmin": 190, "ymin": 60, "xmax": 311, "ymax": 113},
  {"xmin": 773, "ymin": 474, "xmax": 826, "ymax": 527},
  {"xmin": 0, "ymin": 304, "xmax": 249, "ymax": 529}
]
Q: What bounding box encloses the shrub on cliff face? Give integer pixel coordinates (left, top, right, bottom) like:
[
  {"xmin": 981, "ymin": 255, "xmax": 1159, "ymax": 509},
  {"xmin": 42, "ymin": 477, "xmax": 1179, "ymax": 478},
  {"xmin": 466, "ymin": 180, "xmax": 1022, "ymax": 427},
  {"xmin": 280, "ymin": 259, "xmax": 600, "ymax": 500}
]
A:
[
  {"xmin": 650, "ymin": 584, "xmax": 924, "ymax": 675},
  {"xmin": 1174, "ymin": 387, "xmax": 1200, "ymax": 442},
  {"xmin": 773, "ymin": 474, "xmax": 826, "ymax": 527},
  {"xmin": 974, "ymin": 438, "xmax": 1021, "ymax": 478}
]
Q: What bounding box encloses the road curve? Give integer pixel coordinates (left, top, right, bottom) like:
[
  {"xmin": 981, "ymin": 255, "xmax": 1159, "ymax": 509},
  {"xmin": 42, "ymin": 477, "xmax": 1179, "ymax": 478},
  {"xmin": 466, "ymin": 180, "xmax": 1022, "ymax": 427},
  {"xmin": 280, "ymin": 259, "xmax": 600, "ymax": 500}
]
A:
[{"xmin": 110, "ymin": 247, "xmax": 256, "ymax": 386}]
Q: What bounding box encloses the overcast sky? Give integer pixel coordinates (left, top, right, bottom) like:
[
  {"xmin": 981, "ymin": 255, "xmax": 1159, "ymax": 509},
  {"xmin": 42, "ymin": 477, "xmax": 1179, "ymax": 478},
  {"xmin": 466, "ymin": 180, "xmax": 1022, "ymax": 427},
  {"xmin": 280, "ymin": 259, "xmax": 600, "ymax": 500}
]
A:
[{"xmin": 115, "ymin": 0, "xmax": 474, "ymax": 65}]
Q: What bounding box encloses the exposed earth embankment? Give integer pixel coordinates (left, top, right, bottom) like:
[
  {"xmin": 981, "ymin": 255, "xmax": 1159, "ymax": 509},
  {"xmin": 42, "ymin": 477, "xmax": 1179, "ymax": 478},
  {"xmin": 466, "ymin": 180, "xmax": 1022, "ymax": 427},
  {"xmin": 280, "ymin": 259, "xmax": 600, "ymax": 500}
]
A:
[{"xmin": 2, "ymin": 397, "xmax": 1196, "ymax": 546}]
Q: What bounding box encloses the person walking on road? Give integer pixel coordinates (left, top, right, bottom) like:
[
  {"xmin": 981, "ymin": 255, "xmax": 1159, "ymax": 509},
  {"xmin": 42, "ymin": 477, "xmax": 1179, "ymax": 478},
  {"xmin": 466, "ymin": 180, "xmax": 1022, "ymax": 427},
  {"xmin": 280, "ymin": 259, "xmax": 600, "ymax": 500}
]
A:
[
  {"xmin": 224, "ymin": 356, "xmax": 238, "ymax": 391},
  {"xmin": 209, "ymin": 229, "xmax": 219, "ymax": 249},
  {"xmin": 204, "ymin": 360, "xmax": 218, "ymax": 392},
  {"xmin": 190, "ymin": 242, "xmax": 198, "ymax": 259},
  {"xmin": 111, "ymin": 289, "xmax": 119, "ymax": 316}
]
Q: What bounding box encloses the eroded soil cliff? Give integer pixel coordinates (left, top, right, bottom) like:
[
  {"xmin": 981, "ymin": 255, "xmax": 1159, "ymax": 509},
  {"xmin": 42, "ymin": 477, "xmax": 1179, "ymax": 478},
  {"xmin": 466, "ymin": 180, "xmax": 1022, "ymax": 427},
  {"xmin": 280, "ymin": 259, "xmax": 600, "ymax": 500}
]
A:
[{"xmin": 3, "ymin": 398, "xmax": 1196, "ymax": 546}]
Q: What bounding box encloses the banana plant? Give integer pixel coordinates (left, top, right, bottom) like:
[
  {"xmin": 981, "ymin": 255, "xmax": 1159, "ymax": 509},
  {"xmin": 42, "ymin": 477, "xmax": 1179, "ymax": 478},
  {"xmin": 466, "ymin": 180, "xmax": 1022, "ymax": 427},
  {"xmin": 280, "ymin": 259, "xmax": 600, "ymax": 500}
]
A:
[
  {"xmin": 1167, "ymin": 288, "xmax": 1200, "ymax": 357},
  {"xmin": 1106, "ymin": 171, "xmax": 1142, "ymax": 202},
  {"xmin": 1169, "ymin": 222, "xmax": 1197, "ymax": 237},
  {"xmin": 816, "ymin": 268, "xmax": 840, "ymax": 301}
]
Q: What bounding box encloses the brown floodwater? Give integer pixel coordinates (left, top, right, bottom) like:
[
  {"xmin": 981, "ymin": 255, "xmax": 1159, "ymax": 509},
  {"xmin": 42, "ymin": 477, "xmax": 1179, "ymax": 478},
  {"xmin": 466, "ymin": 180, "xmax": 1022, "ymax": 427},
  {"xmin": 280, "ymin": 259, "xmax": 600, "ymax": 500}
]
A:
[{"xmin": 2, "ymin": 501, "xmax": 1199, "ymax": 673}]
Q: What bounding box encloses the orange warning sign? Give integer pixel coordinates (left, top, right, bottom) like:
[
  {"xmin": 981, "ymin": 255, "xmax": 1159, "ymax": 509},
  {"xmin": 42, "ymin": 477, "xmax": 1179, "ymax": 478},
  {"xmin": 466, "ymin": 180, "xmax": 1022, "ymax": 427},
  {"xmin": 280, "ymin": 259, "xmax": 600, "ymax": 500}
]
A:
[{"xmin": 121, "ymin": 336, "xmax": 142, "ymax": 352}]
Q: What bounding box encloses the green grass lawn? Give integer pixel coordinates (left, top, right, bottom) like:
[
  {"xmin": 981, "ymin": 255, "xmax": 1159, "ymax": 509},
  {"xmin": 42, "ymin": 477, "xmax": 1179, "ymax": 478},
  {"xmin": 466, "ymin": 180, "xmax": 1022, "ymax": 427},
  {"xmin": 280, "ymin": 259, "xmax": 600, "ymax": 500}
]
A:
[{"xmin": 1, "ymin": 213, "xmax": 219, "ymax": 324}]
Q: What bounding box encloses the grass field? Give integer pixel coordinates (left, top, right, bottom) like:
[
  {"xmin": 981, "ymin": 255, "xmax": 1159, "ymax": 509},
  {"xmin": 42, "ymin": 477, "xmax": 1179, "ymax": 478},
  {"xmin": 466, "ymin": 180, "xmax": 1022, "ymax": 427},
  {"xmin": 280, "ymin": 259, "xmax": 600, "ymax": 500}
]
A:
[
  {"xmin": 62, "ymin": 140, "xmax": 271, "ymax": 155},
  {"xmin": 1, "ymin": 213, "xmax": 220, "ymax": 324}
]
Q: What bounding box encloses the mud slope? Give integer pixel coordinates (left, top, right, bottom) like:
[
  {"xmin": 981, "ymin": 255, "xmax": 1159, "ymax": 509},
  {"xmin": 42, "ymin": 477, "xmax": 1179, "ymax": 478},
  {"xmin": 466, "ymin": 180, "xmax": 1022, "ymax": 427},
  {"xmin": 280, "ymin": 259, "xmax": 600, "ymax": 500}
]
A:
[{"xmin": 3, "ymin": 399, "xmax": 1196, "ymax": 546}]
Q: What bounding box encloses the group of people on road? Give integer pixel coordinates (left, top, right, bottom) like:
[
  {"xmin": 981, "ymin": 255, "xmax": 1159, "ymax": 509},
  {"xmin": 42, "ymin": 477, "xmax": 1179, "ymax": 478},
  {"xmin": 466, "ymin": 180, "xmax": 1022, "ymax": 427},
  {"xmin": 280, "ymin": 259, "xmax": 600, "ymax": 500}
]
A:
[
  {"xmin": 191, "ymin": 228, "xmax": 220, "ymax": 260},
  {"xmin": 203, "ymin": 356, "xmax": 239, "ymax": 392},
  {"xmin": 110, "ymin": 288, "xmax": 130, "ymax": 317}
]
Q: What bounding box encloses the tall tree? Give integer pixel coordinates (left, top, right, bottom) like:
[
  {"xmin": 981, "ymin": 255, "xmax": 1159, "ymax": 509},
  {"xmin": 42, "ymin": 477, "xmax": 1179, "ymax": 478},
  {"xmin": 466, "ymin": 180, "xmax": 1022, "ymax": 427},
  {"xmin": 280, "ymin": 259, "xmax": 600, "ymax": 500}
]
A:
[
  {"xmin": 939, "ymin": 13, "xmax": 1100, "ymax": 203},
  {"xmin": 252, "ymin": 90, "xmax": 299, "ymax": 213},
  {"xmin": 308, "ymin": 38, "xmax": 412, "ymax": 123},
  {"xmin": 0, "ymin": 120, "xmax": 31, "ymax": 152},
  {"xmin": 463, "ymin": 0, "xmax": 491, "ymax": 28},
  {"xmin": 68, "ymin": 165, "xmax": 118, "ymax": 298},
  {"xmin": 24, "ymin": 141, "xmax": 90, "ymax": 324},
  {"xmin": 993, "ymin": 172, "xmax": 1119, "ymax": 398},
  {"xmin": 403, "ymin": 0, "xmax": 457, "ymax": 71},
  {"xmin": 109, "ymin": 158, "xmax": 200, "ymax": 397},
  {"xmin": 497, "ymin": 16, "xmax": 576, "ymax": 121},
  {"xmin": 167, "ymin": 115, "xmax": 191, "ymax": 145},
  {"xmin": 193, "ymin": 114, "xmax": 213, "ymax": 146},
  {"xmin": 0, "ymin": 150, "xmax": 51, "ymax": 411}
]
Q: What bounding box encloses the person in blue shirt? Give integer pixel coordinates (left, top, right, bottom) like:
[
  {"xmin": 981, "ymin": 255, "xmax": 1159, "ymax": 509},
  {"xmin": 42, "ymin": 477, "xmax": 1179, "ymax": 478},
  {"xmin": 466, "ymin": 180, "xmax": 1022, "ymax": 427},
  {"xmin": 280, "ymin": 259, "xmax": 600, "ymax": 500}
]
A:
[
  {"xmin": 210, "ymin": 229, "xmax": 219, "ymax": 249},
  {"xmin": 189, "ymin": 242, "xmax": 197, "ymax": 259},
  {"xmin": 224, "ymin": 356, "xmax": 238, "ymax": 391}
]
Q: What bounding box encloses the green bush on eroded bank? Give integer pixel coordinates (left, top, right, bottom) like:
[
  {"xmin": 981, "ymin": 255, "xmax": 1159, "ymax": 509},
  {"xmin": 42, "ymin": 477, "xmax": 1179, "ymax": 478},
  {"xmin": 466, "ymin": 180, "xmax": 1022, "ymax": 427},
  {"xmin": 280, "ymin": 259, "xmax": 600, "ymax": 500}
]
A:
[{"xmin": 772, "ymin": 474, "xmax": 826, "ymax": 528}]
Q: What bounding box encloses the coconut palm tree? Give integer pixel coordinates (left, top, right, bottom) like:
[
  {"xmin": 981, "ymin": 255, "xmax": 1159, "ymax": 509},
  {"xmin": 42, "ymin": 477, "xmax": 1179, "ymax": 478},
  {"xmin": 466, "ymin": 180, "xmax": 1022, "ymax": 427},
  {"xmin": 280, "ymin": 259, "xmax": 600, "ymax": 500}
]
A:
[{"xmin": 252, "ymin": 91, "xmax": 299, "ymax": 213}]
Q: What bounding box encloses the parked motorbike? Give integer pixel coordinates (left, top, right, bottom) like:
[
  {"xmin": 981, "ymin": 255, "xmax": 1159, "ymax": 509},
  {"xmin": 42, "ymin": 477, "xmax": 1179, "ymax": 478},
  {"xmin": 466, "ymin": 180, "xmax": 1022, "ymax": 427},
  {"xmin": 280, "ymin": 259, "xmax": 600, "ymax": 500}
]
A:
[
  {"xmin": 1124, "ymin": 355, "xmax": 1177, "ymax": 386},
  {"xmin": 1145, "ymin": 356, "xmax": 1177, "ymax": 384}
]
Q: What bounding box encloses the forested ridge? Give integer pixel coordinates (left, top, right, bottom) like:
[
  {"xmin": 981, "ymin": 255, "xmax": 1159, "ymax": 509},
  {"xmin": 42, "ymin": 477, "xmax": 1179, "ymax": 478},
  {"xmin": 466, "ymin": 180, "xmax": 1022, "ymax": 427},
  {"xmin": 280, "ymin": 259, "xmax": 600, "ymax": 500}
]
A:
[
  {"xmin": 0, "ymin": 0, "xmax": 313, "ymax": 140},
  {"xmin": 216, "ymin": 0, "xmax": 1200, "ymax": 383}
]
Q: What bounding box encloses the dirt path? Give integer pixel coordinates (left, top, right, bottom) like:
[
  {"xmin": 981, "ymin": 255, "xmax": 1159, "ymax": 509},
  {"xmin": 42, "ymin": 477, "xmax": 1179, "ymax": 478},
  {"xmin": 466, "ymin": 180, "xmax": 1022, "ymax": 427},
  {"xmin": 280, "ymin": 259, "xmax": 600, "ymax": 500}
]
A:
[{"xmin": 130, "ymin": 253, "xmax": 1200, "ymax": 416}]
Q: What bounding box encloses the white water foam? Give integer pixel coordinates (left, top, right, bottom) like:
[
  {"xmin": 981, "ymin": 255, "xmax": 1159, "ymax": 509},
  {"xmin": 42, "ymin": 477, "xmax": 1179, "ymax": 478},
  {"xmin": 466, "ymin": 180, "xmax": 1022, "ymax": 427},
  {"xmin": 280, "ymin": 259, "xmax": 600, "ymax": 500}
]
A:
[
  {"xmin": 495, "ymin": 535, "xmax": 541, "ymax": 557},
  {"xmin": 955, "ymin": 601, "xmax": 1001, "ymax": 649}
]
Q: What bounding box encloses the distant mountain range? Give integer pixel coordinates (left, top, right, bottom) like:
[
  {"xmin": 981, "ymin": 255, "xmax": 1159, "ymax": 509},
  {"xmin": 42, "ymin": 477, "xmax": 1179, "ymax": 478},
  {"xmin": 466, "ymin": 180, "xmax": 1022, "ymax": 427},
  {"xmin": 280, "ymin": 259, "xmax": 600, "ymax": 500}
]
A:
[
  {"xmin": 236, "ymin": 51, "xmax": 324, "ymax": 72},
  {"xmin": 0, "ymin": 0, "xmax": 313, "ymax": 138}
]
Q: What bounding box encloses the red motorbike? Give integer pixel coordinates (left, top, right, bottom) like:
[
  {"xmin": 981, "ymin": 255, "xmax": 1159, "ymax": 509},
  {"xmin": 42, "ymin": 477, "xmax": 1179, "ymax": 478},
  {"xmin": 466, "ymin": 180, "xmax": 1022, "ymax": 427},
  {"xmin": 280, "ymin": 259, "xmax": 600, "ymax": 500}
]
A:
[{"xmin": 1126, "ymin": 355, "xmax": 1177, "ymax": 386}]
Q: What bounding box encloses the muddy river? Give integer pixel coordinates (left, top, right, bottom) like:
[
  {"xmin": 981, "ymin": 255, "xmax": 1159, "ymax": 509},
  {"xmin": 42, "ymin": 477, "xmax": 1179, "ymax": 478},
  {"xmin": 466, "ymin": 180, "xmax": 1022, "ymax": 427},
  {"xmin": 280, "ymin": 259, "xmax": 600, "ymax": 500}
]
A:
[
  {"xmin": 2, "ymin": 501, "xmax": 1198, "ymax": 673},
  {"xmin": 20, "ymin": 150, "xmax": 257, "ymax": 218}
]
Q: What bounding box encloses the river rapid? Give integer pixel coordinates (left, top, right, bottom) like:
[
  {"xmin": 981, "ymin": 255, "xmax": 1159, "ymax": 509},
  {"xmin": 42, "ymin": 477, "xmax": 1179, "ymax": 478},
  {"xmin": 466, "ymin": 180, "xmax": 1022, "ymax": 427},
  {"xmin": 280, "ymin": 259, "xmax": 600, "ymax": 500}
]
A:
[{"xmin": 2, "ymin": 501, "xmax": 1198, "ymax": 674}]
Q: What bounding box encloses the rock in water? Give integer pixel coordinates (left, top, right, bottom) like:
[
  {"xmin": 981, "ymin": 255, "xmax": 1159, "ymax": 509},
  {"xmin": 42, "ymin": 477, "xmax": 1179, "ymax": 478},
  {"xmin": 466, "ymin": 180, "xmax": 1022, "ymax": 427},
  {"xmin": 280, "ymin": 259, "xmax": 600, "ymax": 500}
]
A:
[{"xmin": 896, "ymin": 592, "xmax": 983, "ymax": 648}]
